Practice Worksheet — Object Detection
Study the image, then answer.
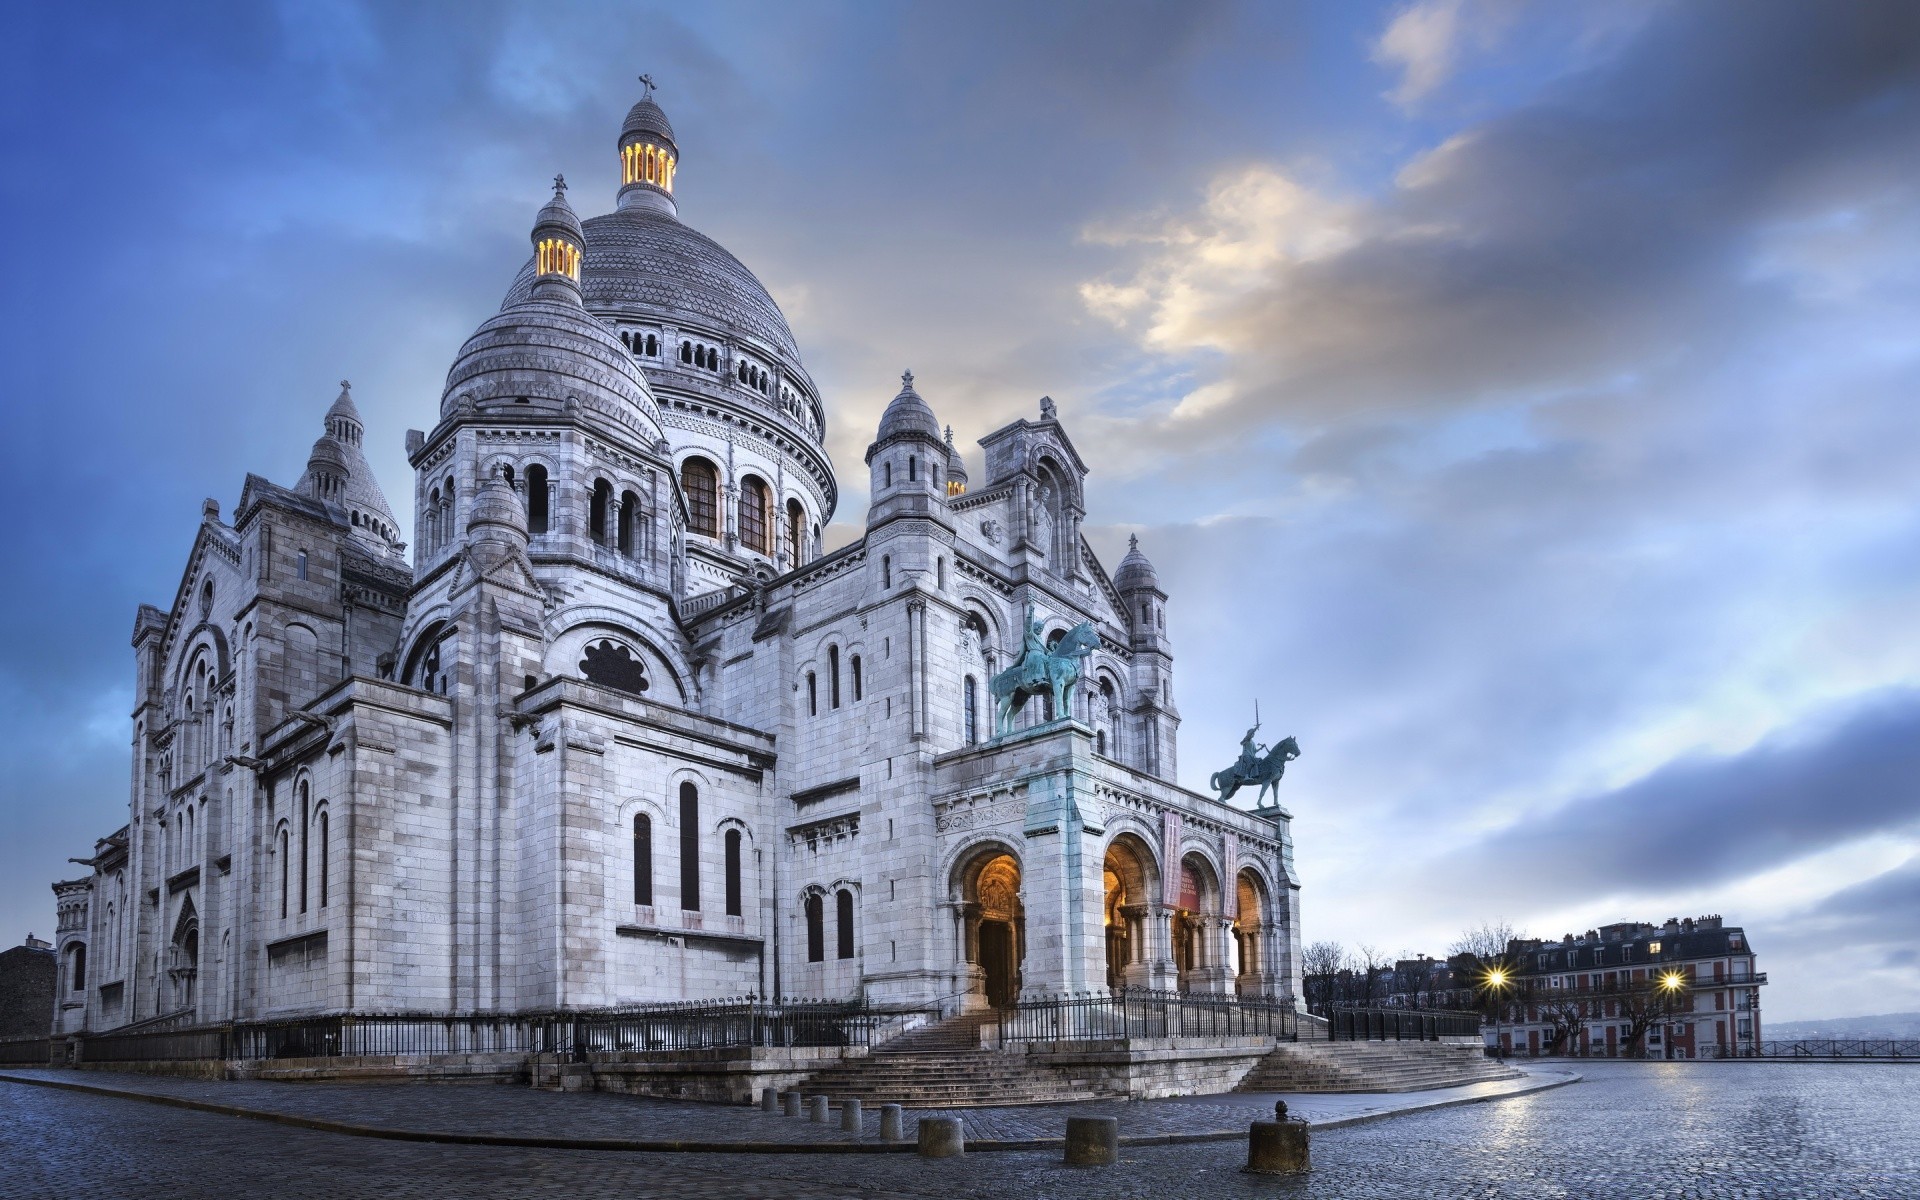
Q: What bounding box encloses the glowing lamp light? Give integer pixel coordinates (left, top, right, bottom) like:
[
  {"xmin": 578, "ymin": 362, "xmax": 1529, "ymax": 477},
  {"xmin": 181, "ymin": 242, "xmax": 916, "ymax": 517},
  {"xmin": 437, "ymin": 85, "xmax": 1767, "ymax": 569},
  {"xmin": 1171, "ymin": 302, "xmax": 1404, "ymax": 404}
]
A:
[
  {"xmin": 1484, "ymin": 967, "xmax": 1510, "ymax": 990},
  {"xmin": 1659, "ymin": 971, "xmax": 1687, "ymax": 992}
]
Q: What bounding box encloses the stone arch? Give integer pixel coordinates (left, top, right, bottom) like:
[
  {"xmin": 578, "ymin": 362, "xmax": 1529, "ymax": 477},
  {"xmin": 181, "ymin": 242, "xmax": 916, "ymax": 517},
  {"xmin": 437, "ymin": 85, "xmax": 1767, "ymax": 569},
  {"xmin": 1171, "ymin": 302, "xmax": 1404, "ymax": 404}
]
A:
[
  {"xmin": 543, "ymin": 616, "xmax": 688, "ymax": 704},
  {"xmin": 1233, "ymin": 866, "xmax": 1273, "ymax": 986},
  {"xmin": 399, "ymin": 618, "xmax": 452, "ymax": 694},
  {"xmin": 168, "ymin": 895, "xmax": 200, "ymax": 1010},
  {"xmin": 171, "ymin": 624, "xmax": 232, "ymax": 693},
  {"xmin": 1173, "ymin": 848, "xmax": 1224, "ymax": 992},
  {"xmin": 948, "ymin": 839, "xmax": 1025, "ymax": 1008},
  {"xmin": 1102, "ymin": 830, "xmax": 1160, "ymax": 990}
]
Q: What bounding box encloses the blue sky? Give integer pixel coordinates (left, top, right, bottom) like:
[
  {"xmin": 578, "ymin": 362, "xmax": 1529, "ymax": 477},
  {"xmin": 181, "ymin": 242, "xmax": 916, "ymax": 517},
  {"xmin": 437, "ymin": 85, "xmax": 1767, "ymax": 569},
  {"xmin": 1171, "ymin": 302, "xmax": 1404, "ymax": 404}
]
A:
[{"xmin": 3, "ymin": 1, "xmax": 1918, "ymax": 1021}]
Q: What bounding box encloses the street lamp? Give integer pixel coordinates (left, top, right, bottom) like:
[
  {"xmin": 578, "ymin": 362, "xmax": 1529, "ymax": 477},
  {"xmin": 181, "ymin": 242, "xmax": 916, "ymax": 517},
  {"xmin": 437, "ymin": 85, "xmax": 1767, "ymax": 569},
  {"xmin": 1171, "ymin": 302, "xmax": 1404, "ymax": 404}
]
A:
[{"xmin": 1482, "ymin": 966, "xmax": 1513, "ymax": 1058}]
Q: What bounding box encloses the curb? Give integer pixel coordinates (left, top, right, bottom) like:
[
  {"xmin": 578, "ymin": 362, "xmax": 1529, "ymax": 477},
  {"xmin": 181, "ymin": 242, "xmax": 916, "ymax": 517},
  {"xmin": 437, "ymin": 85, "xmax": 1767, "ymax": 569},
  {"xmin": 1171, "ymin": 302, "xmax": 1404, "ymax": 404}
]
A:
[{"xmin": 0, "ymin": 1068, "xmax": 1578, "ymax": 1155}]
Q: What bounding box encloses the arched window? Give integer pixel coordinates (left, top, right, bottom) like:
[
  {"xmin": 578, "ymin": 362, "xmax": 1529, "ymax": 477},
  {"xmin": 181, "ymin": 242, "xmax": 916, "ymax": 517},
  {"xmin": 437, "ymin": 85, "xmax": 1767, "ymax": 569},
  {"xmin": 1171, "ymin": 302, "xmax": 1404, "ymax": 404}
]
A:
[
  {"xmin": 908, "ymin": 456, "xmax": 918, "ymax": 482},
  {"xmin": 618, "ymin": 490, "xmax": 640, "ymax": 556},
  {"xmin": 633, "ymin": 814, "xmax": 653, "ymax": 905},
  {"xmin": 724, "ymin": 829, "xmax": 743, "ymax": 917},
  {"xmin": 836, "ymin": 889, "xmax": 855, "ymax": 959},
  {"xmin": 851, "ymin": 655, "xmax": 862, "ymax": 702},
  {"xmin": 681, "ymin": 457, "xmax": 720, "ymax": 538},
  {"xmin": 807, "ymin": 672, "xmax": 817, "ymax": 717},
  {"xmin": 525, "ymin": 464, "xmax": 549, "ymax": 535},
  {"xmin": 298, "ymin": 782, "xmax": 310, "ymax": 914},
  {"xmin": 738, "ymin": 476, "xmax": 771, "ymax": 555},
  {"xmin": 679, "ymin": 782, "xmax": 700, "ymax": 911},
  {"xmin": 964, "ymin": 676, "xmax": 979, "ymax": 745},
  {"xmin": 277, "ymin": 826, "xmax": 290, "ymax": 920},
  {"xmin": 68, "ymin": 943, "xmax": 86, "ymax": 992},
  {"xmin": 787, "ymin": 499, "xmax": 805, "ymax": 564},
  {"xmin": 296, "ymin": 550, "xmax": 308, "ymax": 581},
  {"xmin": 805, "ymin": 893, "xmax": 824, "ymax": 963},
  {"xmin": 828, "ymin": 646, "xmax": 841, "ymax": 710},
  {"xmin": 315, "ymin": 808, "xmax": 329, "ymax": 908},
  {"xmin": 590, "ymin": 478, "xmax": 612, "ymax": 546},
  {"xmin": 882, "ymin": 556, "xmax": 891, "ymax": 589},
  {"xmin": 680, "ymin": 340, "xmax": 692, "ymax": 363},
  {"xmin": 645, "ymin": 333, "xmax": 657, "ymax": 356},
  {"xmin": 882, "ymin": 461, "xmax": 892, "ymax": 489}
]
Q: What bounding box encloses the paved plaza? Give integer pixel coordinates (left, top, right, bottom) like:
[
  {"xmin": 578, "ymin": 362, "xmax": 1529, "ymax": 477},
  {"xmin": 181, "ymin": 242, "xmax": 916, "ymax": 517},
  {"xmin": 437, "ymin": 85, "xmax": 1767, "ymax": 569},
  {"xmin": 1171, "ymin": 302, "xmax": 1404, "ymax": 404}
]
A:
[{"xmin": 5, "ymin": 1061, "xmax": 1918, "ymax": 1197}]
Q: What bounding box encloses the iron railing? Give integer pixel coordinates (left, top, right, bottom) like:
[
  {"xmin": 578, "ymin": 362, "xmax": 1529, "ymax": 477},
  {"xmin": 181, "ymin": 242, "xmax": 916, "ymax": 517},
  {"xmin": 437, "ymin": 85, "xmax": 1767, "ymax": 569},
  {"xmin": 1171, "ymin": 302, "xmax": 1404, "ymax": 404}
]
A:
[
  {"xmin": 61, "ymin": 998, "xmax": 933, "ymax": 1064},
  {"xmin": 1328, "ymin": 1006, "xmax": 1481, "ymax": 1041},
  {"xmin": 0, "ymin": 1036, "xmax": 51, "ymax": 1066},
  {"xmin": 1703, "ymin": 1039, "xmax": 1920, "ymax": 1060},
  {"xmin": 998, "ymin": 989, "xmax": 1298, "ymax": 1044}
]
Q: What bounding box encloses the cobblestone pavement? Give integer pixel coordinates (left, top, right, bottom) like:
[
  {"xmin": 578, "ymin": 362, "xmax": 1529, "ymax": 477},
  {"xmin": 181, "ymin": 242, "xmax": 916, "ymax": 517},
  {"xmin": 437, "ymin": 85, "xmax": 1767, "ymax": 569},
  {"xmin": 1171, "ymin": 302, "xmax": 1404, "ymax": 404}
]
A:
[
  {"xmin": 6, "ymin": 1061, "xmax": 1918, "ymax": 1198},
  {"xmin": 0, "ymin": 1067, "xmax": 1559, "ymax": 1144}
]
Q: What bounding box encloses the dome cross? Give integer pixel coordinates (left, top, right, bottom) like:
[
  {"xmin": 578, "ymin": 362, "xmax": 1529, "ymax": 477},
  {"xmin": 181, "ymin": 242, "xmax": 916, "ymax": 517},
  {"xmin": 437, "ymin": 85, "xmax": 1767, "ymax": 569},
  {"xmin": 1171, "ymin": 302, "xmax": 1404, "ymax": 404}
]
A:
[{"xmin": 638, "ymin": 73, "xmax": 657, "ymax": 99}]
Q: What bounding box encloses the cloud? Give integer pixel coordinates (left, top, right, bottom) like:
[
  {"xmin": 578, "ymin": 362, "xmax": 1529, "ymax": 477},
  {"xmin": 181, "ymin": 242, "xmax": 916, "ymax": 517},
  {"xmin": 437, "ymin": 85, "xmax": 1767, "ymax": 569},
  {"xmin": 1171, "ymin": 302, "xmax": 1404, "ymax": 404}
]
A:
[
  {"xmin": 1083, "ymin": 2, "xmax": 1920, "ymax": 446},
  {"xmin": 1443, "ymin": 689, "xmax": 1920, "ymax": 901},
  {"xmin": 1373, "ymin": 0, "xmax": 1469, "ymax": 106}
]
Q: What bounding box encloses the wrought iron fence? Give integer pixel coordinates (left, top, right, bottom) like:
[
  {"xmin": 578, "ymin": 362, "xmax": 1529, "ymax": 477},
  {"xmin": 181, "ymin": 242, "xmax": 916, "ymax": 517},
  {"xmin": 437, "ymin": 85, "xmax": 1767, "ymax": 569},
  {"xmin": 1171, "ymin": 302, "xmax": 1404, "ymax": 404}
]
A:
[
  {"xmin": 998, "ymin": 989, "xmax": 1298, "ymax": 1044},
  {"xmin": 0, "ymin": 1036, "xmax": 51, "ymax": 1066},
  {"xmin": 1328, "ymin": 1006, "xmax": 1481, "ymax": 1041},
  {"xmin": 60, "ymin": 998, "xmax": 931, "ymax": 1064},
  {"xmin": 1703, "ymin": 1039, "xmax": 1920, "ymax": 1060}
]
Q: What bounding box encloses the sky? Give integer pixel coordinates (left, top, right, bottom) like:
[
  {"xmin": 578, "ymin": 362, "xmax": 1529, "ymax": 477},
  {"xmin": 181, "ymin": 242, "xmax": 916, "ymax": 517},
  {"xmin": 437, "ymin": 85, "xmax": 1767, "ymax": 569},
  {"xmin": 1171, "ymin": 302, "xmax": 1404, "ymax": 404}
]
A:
[{"xmin": 2, "ymin": 0, "xmax": 1917, "ymax": 1023}]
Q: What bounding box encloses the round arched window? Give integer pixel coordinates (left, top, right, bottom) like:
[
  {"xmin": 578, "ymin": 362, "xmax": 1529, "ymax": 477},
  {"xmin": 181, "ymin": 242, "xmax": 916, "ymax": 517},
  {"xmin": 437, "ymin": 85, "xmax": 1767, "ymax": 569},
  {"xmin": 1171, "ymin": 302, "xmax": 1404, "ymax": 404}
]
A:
[{"xmin": 580, "ymin": 639, "xmax": 650, "ymax": 695}]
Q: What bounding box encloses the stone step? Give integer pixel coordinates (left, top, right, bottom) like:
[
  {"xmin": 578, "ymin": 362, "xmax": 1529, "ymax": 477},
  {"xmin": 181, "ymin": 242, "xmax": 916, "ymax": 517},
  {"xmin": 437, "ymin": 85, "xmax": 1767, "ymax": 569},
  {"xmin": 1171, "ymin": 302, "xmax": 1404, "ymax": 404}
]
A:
[{"xmin": 1236, "ymin": 1041, "xmax": 1521, "ymax": 1094}]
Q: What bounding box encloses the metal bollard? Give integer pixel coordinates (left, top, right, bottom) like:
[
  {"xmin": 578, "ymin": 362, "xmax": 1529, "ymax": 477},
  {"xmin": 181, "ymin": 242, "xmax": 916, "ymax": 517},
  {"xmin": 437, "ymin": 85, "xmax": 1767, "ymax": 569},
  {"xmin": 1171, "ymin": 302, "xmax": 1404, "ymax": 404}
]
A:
[
  {"xmin": 917, "ymin": 1115, "xmax": 965, "ymax": 1158},
  {"xmin": 1245, "ymin": 1116, "xmax": 1310, "ymax": 1175},
  {"xmin": 1063, "ymin": 1116, "xmax": 1119, "ymax": 1166},
  {"xmin": 782, "ymin": 1091, "xmax": 802, "ymax": 1117},
  {"xmin": 761, "ymin": 1087, "xmax": 779, "ymax": 1112},
  {"xmin": 808, "ymin": 1095, "xmax": 831, "ymax": 1123},
  {"xmin": 880, "ymin": 1103, "xmax": 905, "ymax": 1142},
  {"xmin": 840, "ymin": 1097, "xmax": 863, "ymax": 1133}
]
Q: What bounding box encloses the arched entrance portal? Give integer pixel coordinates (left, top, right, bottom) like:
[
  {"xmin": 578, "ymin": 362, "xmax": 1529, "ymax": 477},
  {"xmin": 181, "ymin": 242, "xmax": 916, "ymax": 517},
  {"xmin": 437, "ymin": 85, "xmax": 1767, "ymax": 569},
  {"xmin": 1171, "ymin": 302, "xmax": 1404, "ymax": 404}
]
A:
[
  {"xmin": 1103, "ymin": 835, "xmax": 1158, "ymax": 990},
  {"xmin": 1173, "ymin": 853, "xmax": 1229, "ymax": 994},
  {"xmin": 1234, "ymin": 870, "xmax": 1268, "ymax": 994},
  {"xmin": 954, "ymin": 847, "xmax": 1024, "ymax": 1007}
]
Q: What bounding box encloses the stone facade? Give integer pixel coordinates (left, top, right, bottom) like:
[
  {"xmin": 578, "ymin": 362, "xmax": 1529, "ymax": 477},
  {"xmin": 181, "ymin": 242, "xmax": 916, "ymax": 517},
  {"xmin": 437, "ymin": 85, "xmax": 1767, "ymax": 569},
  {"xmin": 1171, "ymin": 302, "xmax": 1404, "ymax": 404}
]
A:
[
  {"xmin": 48, "ymin": 90, "xmax": 1302, "ymax": 1032},
  {"xmin": 0, "ymin": 936, "xmax": 56, "ymax": 1039}
]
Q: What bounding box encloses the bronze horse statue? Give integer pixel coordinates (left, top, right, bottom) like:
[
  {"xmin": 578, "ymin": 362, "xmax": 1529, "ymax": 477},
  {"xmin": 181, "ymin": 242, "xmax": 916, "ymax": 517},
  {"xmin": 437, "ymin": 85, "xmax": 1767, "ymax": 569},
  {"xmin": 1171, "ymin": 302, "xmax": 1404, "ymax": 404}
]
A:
[
  {"xmin": 1212, "ymin": 735, "xmax": 1300, "ymax": 805},
  {"xmin": 991, "ymin": 621, "xmax": 1101, "ymax": 735}
]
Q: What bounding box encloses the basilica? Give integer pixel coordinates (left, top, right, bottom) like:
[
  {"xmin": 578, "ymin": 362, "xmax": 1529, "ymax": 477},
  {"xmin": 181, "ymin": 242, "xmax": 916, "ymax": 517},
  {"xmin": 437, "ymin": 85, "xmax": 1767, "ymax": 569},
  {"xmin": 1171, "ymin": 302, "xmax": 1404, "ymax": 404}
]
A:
[{"xmin": 47, "ymin": 88, "xmax": 1302, "ymax": 1035}]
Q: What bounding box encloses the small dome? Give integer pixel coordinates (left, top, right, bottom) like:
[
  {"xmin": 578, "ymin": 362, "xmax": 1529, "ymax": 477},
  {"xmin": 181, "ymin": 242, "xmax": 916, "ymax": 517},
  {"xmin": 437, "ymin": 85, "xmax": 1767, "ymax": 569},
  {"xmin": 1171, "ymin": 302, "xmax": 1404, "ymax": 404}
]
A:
[
  {"xmin": 875, "ymin": 370, "xmax": 942, "ymax": 443},
  {"xmin": 620, "ymin": 98, "xmax": 677, "ymax": 149},
  {"xmin": 306, "ymin": 435, "xmax": 348, "ymax": 474},
  {"xmin": 1114, "ymin": 534, "xmax": 1160, "ymax": 592},
  {"xmin": 443, "ymin": 297, "xmax": 664, "ymax": 442},
  {"xmin": 534, "ymin": 175, "xmax": 584, "ymax": 244},
  {"xmin": 467, "ymin": 466, "xmax": 528, "ymax": 542}
]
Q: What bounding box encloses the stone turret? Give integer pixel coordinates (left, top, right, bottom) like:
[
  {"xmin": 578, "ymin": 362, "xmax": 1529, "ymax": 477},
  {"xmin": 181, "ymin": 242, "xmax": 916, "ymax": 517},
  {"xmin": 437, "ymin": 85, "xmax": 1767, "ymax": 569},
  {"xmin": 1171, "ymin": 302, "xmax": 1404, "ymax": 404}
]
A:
[{"xmin": 865, "ymin": 371, "xmax": 952, "ymax": 530}]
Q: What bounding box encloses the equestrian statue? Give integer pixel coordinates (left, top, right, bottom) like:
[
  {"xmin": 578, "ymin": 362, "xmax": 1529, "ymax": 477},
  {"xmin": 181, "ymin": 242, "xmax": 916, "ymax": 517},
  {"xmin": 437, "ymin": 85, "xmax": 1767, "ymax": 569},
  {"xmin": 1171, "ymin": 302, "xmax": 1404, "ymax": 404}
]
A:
[
  {"xmin": 1211, "ymin": 706, "xmax": 1300, "ymax": 806},
  {"xmin": 990, "ymin": 604, "xmax": 1101, "ymax": 735}
]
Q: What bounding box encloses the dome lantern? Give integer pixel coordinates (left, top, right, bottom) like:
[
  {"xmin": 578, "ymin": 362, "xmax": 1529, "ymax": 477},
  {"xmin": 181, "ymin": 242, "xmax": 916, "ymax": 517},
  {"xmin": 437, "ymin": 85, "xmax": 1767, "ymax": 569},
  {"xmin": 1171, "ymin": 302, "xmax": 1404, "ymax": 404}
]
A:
[
  {"xmin": 530, "ymin": 175, "xmax": 584, "ymax": 301},
  {"xmin": 617, "ymin": 74, "xmax": 679, "ymax": 216},
  {"xmin": 944, "ymin": 425, "xmax": 969, "ymax": 497}
]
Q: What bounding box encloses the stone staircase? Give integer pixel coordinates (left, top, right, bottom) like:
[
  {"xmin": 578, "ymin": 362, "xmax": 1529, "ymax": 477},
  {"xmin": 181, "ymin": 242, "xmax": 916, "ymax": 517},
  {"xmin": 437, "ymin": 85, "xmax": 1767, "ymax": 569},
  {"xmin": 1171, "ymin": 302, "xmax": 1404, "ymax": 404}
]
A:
[
  {"xmin": 790, "ymin": 1012, "xmax": 1109, "ymax": 1107},
  {"xmin": 1236, "ymin": 1039, "xmax": 1522, "ymax": 1094}
]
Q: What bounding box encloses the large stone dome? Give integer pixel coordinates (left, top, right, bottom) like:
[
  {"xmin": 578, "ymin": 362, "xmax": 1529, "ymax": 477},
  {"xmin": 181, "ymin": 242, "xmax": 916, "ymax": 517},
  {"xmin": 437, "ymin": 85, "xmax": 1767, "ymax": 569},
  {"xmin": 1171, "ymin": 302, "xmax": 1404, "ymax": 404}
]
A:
[{"xmin": 501, "ymin": 205, "xmax": 802, "ymax": 363}]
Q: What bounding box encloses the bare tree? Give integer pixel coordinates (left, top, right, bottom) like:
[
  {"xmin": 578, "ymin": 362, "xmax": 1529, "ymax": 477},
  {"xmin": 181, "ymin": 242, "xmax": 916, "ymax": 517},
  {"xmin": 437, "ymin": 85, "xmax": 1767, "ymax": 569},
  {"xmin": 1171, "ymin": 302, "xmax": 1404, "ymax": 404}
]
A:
[
  {"xmin": 1618, "ymin": 974, "xmax": 1692, "ymax": 1058},
  {"xmin": 1449, "ymin": 920, "xmax": 1523, "ymax": 961},
  {"xmin": 1537, "ymin": 997, "xmax": 1584, "ymax": 1055},
  {"xmin": 1352, "ymin": 944, "xmax": 1391, "ymax": 1006},
  {"xmin": 1300, "ymin": 940, "xmax": 1346, "ymax": 1017}
]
